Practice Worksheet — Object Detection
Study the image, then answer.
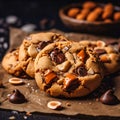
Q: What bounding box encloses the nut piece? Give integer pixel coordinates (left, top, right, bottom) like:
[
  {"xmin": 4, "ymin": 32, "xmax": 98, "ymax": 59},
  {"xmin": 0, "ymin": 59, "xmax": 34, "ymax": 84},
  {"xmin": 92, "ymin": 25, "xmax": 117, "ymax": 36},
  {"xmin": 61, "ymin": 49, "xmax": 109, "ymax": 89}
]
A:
[
  {"xmin": 102, "ymin": 3, "xmax": 114, "ymax": 19},
  {"xmin": 9, "ymin": 78, "xmax": 24, "ymax": 85},
  {"xmin": 67, "ymin": 8, "xmax": 80, "ymax": 18},
  {"xmin": 57, "ymin": 61, "xmax": 71, "ymax": 72},
  {"xmin": 87, "ymin": 68, "xmax": 95, "ymax": 75},
  {"xmin": 76, "ymin": 9, "xmax": 90, "ymax": 20},
  {"xmin": 87, "ymin": 7, "xmax": 103, "ymax": 22},
  {"xmin": 83, "ymin": 1, "xmax": 96, "ymax": 10},
  {"xmin": 47, "ymin": 101, "xmax": 62, "ymax": 110},
  {"xmin": 28, "ymin": 44, "xmax": 38, "ymax": 57}
]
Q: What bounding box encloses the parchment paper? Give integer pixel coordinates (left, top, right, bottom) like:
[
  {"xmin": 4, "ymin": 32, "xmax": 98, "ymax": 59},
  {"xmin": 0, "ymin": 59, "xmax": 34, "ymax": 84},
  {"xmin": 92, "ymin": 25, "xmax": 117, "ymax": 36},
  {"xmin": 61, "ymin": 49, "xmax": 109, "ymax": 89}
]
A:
[{"xmin": 0, "ymin": 28, "xmax": 120, "ymax": 118}]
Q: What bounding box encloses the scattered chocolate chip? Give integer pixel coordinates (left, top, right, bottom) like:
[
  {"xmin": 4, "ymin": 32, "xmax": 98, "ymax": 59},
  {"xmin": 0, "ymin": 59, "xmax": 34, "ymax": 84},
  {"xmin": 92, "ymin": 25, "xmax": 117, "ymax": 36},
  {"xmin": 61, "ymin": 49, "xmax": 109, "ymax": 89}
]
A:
[
  {"xmin": 37, "ymin": 41, "xmax": 50, "ymax": 51},
  {"xmin": 95, "ymin": 49, "xmax": 106, "ymax": 55},
  {"xmin": 100, "ymin": 89, "xmax": 120, "ymax": 105},
  {"xmin": 75, "ymin": 66, "xmax": 87, "ymax": 76},
  {"xmin": 9, "ymin": 89, "xmax": 27, "ymax": 104},
  {"xmin": 21, "ymin": 24, "xmax": 37, "ymax": 32},
  {"xmin": 50, "ymin": 48, "xmax": 65, "ymax": 64}
]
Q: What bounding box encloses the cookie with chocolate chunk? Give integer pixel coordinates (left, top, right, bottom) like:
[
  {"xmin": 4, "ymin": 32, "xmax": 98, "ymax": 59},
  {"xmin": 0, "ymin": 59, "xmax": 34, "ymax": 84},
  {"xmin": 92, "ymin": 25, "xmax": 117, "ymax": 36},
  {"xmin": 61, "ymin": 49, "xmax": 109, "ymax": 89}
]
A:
[
  {"xmin": 34, "ymin": 41, "xmax": 104, "ymax": 98},
  {"xmin": 79, "ymin": 40, "xmax": 120, "ymax": 75},
  {"xmin": 19, "ymin": 32, "xmax": 68, "ymax": 78},
  {"xmin": 2, "ymin": 49, "xmax": 27, "ymax": 77}
]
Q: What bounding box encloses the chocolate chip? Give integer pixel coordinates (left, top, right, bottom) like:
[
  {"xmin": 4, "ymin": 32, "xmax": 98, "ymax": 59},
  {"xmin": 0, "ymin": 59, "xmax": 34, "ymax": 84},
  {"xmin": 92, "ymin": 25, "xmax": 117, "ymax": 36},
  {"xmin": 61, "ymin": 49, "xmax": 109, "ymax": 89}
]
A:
[
  {"xmin": 9, "ymin": 89, "xmax": 27, "ymax": 104},
  {"xmin": 75, "ymin": 66, "xmax": 87, "ymax": 76},
  {"xmin": 100, "ymin": 89, "xmax": 120, "ymax": 105},
  {"xmin": 95, "ymin": 49, "xmax": 106, "ymax": 55},
  {"xmin": 37, "ymin": 41, "xmax": 50, "ymax": 51},
  {"xmin": 50, "ymin": 48, "xmax": 65, "ymax": 64}
]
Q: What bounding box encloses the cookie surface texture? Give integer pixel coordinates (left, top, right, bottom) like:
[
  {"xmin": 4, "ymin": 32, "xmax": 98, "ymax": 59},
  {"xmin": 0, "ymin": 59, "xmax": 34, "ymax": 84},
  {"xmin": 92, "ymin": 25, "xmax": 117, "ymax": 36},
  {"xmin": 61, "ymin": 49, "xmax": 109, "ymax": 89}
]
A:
[
  {"xmin": 35, "ymin": 41, "xmax": 104, "ymax": 98},
  {"xmin": 19, "ymin": 32, "xmax": 68, "ymax": 78},
  {"xmin": 79, "ymin": 40, "xmax": 120, "ymax": 75}
]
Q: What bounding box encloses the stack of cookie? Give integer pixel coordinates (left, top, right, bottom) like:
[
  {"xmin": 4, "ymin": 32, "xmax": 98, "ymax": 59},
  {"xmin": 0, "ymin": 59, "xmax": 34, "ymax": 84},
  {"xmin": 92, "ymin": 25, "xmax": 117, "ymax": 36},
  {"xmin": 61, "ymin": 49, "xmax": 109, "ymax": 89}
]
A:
[{"xmin": 2, "ymin": 32, "xmax": 120, "ymax": 98}]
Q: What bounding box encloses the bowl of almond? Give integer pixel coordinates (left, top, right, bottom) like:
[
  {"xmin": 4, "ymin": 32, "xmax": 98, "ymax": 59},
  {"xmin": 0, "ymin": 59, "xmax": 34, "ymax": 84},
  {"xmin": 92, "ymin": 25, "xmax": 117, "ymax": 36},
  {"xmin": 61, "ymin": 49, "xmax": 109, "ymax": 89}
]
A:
[{"xmin": 59, "ymin": 1, "xmax": 120, "ymax": 35}]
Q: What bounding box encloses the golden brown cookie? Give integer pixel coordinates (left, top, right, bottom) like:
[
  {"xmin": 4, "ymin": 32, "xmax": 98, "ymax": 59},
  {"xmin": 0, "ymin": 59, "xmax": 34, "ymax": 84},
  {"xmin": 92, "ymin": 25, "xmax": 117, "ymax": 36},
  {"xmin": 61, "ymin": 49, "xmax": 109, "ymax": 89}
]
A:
[
  {"xmin": 2, "ymin": 49, "xmax": 27, "ymax": 77},
  {"xmin": 19, "ymin": 32, "xmax": 68, "ymax": 78},
  {"xmin": 79, "ymin": 40, "xmax": 120, "ymax": 75},
  {"xmin": 34, "ymin": 41, "xmax": 104, "ymax": 98}
]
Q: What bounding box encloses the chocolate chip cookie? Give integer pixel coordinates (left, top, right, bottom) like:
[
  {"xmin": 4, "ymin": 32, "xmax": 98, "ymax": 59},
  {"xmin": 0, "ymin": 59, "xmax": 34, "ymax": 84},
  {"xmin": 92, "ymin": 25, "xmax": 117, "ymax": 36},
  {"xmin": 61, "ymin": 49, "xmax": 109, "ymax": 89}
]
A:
[
  {"xmin": 2, "ymin": 49, "xmax": 27, "ymax": 77},
  {"xmin": 34, "ymin": 41, "xmax": 104, "ymax": 98},
  {"xmin": 79, "ymin": 40, "xmax": 120, "ymax": 75},
  {"xmin": 19, "ymin": 32, "xmax": 68, "ymax": 78}
]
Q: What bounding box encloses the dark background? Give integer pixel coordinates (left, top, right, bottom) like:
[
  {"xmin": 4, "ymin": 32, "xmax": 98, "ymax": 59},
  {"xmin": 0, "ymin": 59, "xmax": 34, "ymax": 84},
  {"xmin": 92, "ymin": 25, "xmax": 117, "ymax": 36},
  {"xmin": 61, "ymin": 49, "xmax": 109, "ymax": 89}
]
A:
[{"xmin": 0, "ymin": 0, "xmax": 120, "ymax": 120}]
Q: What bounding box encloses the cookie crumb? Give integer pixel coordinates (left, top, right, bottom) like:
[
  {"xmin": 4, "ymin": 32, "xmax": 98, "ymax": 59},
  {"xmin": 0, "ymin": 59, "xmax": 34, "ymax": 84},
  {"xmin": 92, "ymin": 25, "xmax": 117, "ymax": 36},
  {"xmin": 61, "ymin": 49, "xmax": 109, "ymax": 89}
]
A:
[{"xmin": 66, "ymin": 102, "xmax": 71, "ymax": 107}]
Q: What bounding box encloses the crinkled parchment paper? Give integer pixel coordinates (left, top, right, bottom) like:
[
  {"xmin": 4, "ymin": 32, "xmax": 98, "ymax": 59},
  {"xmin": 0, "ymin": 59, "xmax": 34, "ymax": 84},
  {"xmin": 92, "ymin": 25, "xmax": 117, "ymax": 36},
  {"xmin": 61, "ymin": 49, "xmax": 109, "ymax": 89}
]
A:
[{"xmin": 0, "ymin": 28, "xmax": 120, "ymax": 118}]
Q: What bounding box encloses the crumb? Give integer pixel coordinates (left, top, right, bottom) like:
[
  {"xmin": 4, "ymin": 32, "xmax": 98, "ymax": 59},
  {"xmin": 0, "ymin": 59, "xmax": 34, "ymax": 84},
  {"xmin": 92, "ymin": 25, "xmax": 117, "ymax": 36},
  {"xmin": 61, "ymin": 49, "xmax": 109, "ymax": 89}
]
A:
[{"xmin": 66, "ymin": 102, "xmax": 71, "ymax": 107}]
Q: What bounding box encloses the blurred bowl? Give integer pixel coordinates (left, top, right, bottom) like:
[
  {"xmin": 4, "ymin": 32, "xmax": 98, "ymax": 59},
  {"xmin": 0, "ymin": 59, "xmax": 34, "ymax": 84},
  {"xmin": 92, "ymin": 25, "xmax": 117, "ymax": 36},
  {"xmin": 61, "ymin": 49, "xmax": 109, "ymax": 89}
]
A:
[{"xmin": 59, "ymin": 3, "xmax": 120, "ymax": 35}]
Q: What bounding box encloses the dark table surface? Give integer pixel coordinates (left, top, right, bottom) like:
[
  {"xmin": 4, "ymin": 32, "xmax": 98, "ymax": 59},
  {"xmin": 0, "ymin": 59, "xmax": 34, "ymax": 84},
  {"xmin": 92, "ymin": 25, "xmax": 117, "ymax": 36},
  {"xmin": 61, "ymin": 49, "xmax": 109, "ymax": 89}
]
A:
[{"xmin": 0, "ymin": 0, "xmax": 120, "ymax": 120}]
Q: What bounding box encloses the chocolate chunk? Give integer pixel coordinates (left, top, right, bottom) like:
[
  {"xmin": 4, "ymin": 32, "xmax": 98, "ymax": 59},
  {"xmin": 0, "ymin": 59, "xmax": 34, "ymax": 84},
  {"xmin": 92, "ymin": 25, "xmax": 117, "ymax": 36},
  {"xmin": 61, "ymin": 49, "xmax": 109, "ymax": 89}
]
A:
[
  {"xmin": 100, "ymin": 89, "xmax": 120, "ymax": 105},
  {"xmin": 75, "ymin": 66, "xmax": 87, "ymax": 76},
  {"xmin": 95, "ymin": 49, "xmax": 106, "ymax": 55},
  {"xmin": 37, "ymin": 41, "xmax": 50, "ymax": 51},
  {"xmin": 50, "ymin": 48, "xmax": 65, "ymax": 64},
  {"xmin": 9, "ymin": 89, "xmax": 27, "ymax": 104}
]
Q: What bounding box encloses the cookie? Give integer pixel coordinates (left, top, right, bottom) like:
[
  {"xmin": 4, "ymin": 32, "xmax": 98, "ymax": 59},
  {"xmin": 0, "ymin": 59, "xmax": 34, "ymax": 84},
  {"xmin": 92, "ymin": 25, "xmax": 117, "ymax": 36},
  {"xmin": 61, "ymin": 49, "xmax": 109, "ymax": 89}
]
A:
[
  {"xmin": 19, "ymin": 32, "xmax": 68, "ymax": 78},
  {"xmin": 79, "ymin": 40, "xmax": 120, "ymax": 75},
  {"xmin": 34, "ymin": 41, "xmax": 104, "ymax": 98},
  {"xmin": 2, "ymin": 49, "xmax": 27, "ymax": 77}
]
